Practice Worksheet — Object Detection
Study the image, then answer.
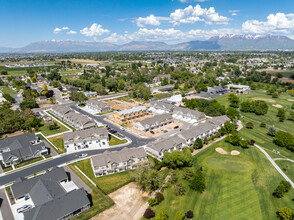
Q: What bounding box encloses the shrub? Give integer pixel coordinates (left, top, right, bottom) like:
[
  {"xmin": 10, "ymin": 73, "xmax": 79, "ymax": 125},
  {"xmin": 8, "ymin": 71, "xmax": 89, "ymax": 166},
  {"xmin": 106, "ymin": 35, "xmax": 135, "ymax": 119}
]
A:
[
  {"xmin": 277, "ymin": 207, "xmax": 293, "ymax": 220},
  {"xmin": 246, "ymin": 122, "xmax": 254, "ymax": 129},
  {"xmin": 155, "ymin": 192, "xmax": 164, "ymax": 203},
  {"xmin": 189, "ymin": 169, "xmax": 205, "ymax": 193},
  {"xmin": 183, "ymin": 167, "xmax": 194, "ymax": 181},
  {"xmin": 144, "ymin": 208, "xmax": 155, "ymax": 219},
  {"xmin": 250, "ymin": 140, "xmax": 255, "ymax": 145},
  {"xmin": 148, "ymin": 198, "xmax": 159, "ymax": 207},
  {"xmin": 155, "ymin": 208, "xmax": 168, "ymax": 220},
  {"xmin": 274, "ymin": 131, "xmax": 294, "ymax": 151},
  {"xmin": 185, "ymin": 210, "xmax": 194, "ymax": 219},
  {"xmin": 273, "ymin": 181, "xmax": 291, "ymax": 198},
  {"xmin": 174, "ymin": 182, "xmax": 185, "ymax": 196},
  {"xmin": 268, "ymin": 126, "xmax": 276, "ymax": 136},
  {"xmin": 175, "ymin": 211, "xmax": 185, "ymax": 220},
  {"xmin": 260, "ymin": 122, "xmax": 266, "ymax": 127},
  {"xmin": 193, "ymin": 138, "xmax": 203, "ymax": 149},
  {"xmin": 169, "ymin": 170, "xmax": 178, "ymax": 184}
]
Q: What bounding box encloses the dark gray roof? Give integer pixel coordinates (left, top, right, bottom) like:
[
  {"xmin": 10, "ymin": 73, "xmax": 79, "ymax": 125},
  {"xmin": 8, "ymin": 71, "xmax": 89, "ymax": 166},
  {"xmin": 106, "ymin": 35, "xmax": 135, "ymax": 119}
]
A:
[
  {"xmin": 11, "ymin": 167, "xmax": 68, "ymax": 199},
  {"xmin": 147, "ymin": 135, "xmax": 186, "ymax": 153},
  {"xmin": 136, "ymin": 113, "xmax": 172, "ymax": 128},
  {"xmin": 24, "ymin": 188, "xmax": 90, "ymax": 220}
]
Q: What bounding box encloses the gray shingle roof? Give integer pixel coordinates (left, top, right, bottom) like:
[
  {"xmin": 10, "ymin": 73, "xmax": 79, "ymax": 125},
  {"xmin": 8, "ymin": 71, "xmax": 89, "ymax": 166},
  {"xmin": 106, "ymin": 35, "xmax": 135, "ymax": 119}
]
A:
[
  {"xmin": 63, "ymin": 127, "xmax": 108, "ymax": 144},
  {"xmin": 136, "ymin": 113, "xmax": 172, "ymax": 128},
  {"xmin": 147, "ymin": 135, "xmax": 186, "ymax": 153},
  {"xmin": 86, "ymin": 99, "xmax": 111, "ymax": 110},
  {"xmin": 91, "ymin": 147, "xmax": 146, "ymax": 167}
]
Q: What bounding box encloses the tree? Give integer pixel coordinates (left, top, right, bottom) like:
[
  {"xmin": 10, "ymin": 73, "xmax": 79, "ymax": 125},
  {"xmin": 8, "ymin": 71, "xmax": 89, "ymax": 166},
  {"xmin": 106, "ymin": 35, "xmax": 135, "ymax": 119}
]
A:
[
  {"xmin": 278, "ymin": 207, "xmax": 293, "ymax": 220},
  {"xmin": 162, "ymin": 149, "xmax": 192, "ymax": 169},
  {"xmin": 117, "ymin": 79, "xmax": 125, "ymax": 91},
  {"xmin": 228, "ymin": 93, "xmax": 240, "ymax": 108},
  {"xmin": 246, "ymin": 122, "xmax": 254, "ymax": 129},
  {"xmin": 155, "ymin": 192, "xmax": 164, "ymax": 203},
  {"xmin": 2, "ymin": 93, "xmax": 15, "ymax": 103},
  {"xmin": 91, "ymin": 83, "xmax": 106, "ymax": 95},
  {"xmin": 289, "ymin": 90, "xmax": 294, "ymax": 97},
  {"xmin": 174, "ymin": 182, "xmax": 185, "ymax": 196},
  {"xmin": 42, "ymin": 84, "xmax": 48, "ymax": 95},
  {"xmin": 182, "ymin": 167, "xmax": 194, "ymax": 181},
  {"xmin": 133, "ymin": 165, "xmax": 164, "ymax": 193},
  {"xmin": 277, "ymin": 109, "xmax": 286, "ymax": 122},
  {"xmin": 174, "ymin": 211, "xmax": 185, "ymax": 220},
  {"xmin": 45, "ymin": 90, "xmax": 54, "ymax": 98},
  {"xmin": 148, "ymin": 198, "xmax": 159, "ymax": 207},
  {"xmin": 20, "ymin": 98, "xmax": 39, "ymax": 111},
  {"xmin": 289, "ymin": 112, "xmax": 294, "ymax": 121},
  {"xmin": 144, "ymin": 208, "xmax": 155, "ymax": 219},
  {"xmin": 185, "ymin": 210, "xmax": 194, "ymax": 219},
  {"xmin": 155, "ymin": 208, "xmax": 168, "ymax": 220},
  {"xmin": 189, "ymin": 169, "xmax": 206, "ymax": 193},
  {"xmin": 169, "ymin": 170, "xmax": 178, "ymax": 184},
  {"xmin": 129, "ymin": 83, "xmax": 151, "ymax": 99},
  {"xmin": 193, "ymin": 138, "xmax": 203, "ymax": 149},
  {"xmin": 268, "ymin": 126, "xmax": 276, "ymax": 136},
  {"xmin": 226, "ymin": 107, "xmax": 240, "ymax": 120},
  {"xmin": 274, "ymin": 131, "xmax": 294, "ymax": 151},
  {"xmin": 71, "ymin": 91, "xmax": 88, "ymax": 104},
  {"xmin": 273, "ymin": 181, "xmax": 291, "ymax": 198},
  {"xmin": 260, "ymin": 122, "xmax": 266, "ymax": 127},
  {"xmin": 225, "ymin": 131, "xmax": 242, "ymax": 146}
]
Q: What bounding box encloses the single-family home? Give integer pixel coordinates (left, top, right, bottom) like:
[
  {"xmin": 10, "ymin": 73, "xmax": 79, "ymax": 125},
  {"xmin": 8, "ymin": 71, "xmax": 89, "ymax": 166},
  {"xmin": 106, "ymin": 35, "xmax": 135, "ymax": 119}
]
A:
[
  {"xmin": 10, "ymin": 167, "xmax": 90, "ymax": 220},
  {"xmin": 0, "ymin": 134, "xmax": 48, "ymax": 167},
  {"xmin": 63, "ymin": 127, "xmax": 109, "ymax": 152},
  {"xmin": 91, "ymin": 147, "xmax": 147, "ymax": 177}
]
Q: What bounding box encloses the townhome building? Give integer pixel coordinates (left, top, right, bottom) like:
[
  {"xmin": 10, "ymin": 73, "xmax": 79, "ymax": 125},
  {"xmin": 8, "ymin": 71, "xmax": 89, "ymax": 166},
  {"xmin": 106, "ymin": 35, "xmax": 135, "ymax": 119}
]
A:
[
  {"xmin": 10, "ymin": 167, "xmax": 90, "ymax": 220},
  {"xmin": 85, "ymin": 99, "xmax": 112, "ymax": 113},
  {"xmin": 145, "ymin": 135, "xmax": 186, "ymax": 160},
  {"xmin": 172, "ymin": 106, "xmax": 206, "ymax": 123},
  {"xmin": 91, "ymin": 147, "xmax": 147, "ymax": 177},
  {"xmin": 0, "ymin": 134, "xmax": 48, "ymax": 167},
  {"xmin": 63, "ymin": 127, "xmax": 109, "ymax": 152},
  {"xmin": 50, "ymin": 106, "xmax": 97, "ymax": 130},
  {"xmin": 149, "ymin": 101, "xmax": 174, "ymax": 114},
  {"xmin": 134, "ymin": 113, "xmax": 173, "ymax": 132},
  {"xmin": 113, "ymin": 106, "xmax": 147, "ymax": 121}
]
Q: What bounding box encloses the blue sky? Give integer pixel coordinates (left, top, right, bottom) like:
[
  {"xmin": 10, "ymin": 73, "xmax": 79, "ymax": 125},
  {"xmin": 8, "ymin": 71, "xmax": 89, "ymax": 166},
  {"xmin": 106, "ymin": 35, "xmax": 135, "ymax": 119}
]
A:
[{"xmin": 1, "ymin": 0, "xmax": 294, "ymax": 47}]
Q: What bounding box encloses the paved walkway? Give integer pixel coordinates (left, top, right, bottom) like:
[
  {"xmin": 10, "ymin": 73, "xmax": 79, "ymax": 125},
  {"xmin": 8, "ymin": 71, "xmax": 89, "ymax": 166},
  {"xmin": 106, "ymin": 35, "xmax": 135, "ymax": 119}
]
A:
[
  {"xmin": 63, "ymin": 166, "xmax": 92, "ymax": 193},
  {"xmin": 273, "ymin": 158, "xmax": 294, "ymax": 162},
  {"xmin": 255, "ymin": 144, "xmax": 294, "ymax": 188}
]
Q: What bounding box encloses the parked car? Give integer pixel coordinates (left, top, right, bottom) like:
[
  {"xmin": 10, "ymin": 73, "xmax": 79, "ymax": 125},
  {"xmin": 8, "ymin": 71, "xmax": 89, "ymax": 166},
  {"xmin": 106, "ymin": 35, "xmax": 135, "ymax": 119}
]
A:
[
  {"xmin": 17, "ymin": 205, "xmax": 32, "ymax": 213},
  {"xmin": 121, "ymin": 127, "xmax": 125, "ymax": 131},
  {"xmin": 164, "ymin": 130, "xmax": 168, "ymax": 133},
  {"xmin": 79, "ymin": 154, "xmax": 88, "ymax": 158},
  {"xmin": 107, "ymin": 127, "xmax": 111, "ymax": 130},
  {"xmin": 150, "ymin": 131, "xmax": 155, "ymax": 134},
  {"xmin": 174, "ymin": 126, "xmax": 179, "ymax": 129}
]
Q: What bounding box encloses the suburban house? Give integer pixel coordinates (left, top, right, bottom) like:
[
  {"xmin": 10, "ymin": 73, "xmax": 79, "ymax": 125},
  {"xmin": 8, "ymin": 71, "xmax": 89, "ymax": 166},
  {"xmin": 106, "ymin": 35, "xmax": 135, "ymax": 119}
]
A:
[
  {"xmin": 91, "ymin": 147, "xmax": 147, "ymax": 177},
  {"xmin": 85, "ymin": 99, "xmax": 112, "ymax": 113},
  {"xmin": 0, "ymin": 134, "xmax": 48, "ymax": 167},
  {"xmin": 134, "ymin": 113, "xmax": 173, "ymax": 132},
  {"xmin": 150, "ymin": 101, "xmax": 206, "ymax": 123},
  {"xmin": 50, "ymin": 106, "xmax": 97, "ymax": 130},
  {"xmin": 63, "ymin": 128, "xmax": 109, "ymax": 152},
  {"xmin": 145, "ymin": 135, "xmax": 186, "ymax": 160},
  {"xmin": 113, "ymin": 106, "xmax": 147, "ymax": 121},
  {"xmin": 10, "ymin": 167, "xmax": 90, "ymax": 220}
]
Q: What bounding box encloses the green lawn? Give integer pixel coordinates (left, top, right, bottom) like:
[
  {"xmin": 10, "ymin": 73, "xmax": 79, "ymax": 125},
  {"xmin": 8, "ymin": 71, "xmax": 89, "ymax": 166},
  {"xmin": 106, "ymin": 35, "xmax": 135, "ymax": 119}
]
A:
[
  {"xmin": 14, "ymin": 157, "xmax": 44, "ymax": 169},
  {"xmin": 46, "ymin": 111, "xmax": 76, "ymax": 131},
  {"xmin": 48, "ymin": 135, "xmax": 66, "ymax": 154},
  {"xmin": 275, "ymin": 160, "xmax": 294, "ymax": 182},
  {"xmin": 152, "ymin": 93, "xmax": 171, "ymax": 100},
  {"xmin": 74, "ymin": 158, "xmax": 134, "ymax": 194},
  {"xmin": 152, "ymin": 140, "xmax": 294, "ymax": 220},
  {"xmin": 38, "ymin": 121, "xmax": 69, "ymax": 137},
  {"xmin": 0, "ymin": 86, "xmax": 17, "ymax": 95},
  {"xmin": 69, "ymin": 164, "xmax": 114, "ymax": 220},
  {"xmin": 109, "ymin": 135, "xmax": 128, "ymax": 146},
  {"xmin": 214, "ymin": 90, "xmax": 294, "ymax": 133}
]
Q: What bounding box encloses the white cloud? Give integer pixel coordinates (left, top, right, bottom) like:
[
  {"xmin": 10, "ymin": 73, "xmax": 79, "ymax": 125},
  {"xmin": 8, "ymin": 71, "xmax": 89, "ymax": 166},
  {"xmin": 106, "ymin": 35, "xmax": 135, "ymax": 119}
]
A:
[
  {"xmin": 80, "ymin": 23, "xmax": 110, "ymax": 37},
  {"xmin": 136, "ymin": 14, "xmax": 161, "ymax": 27},
  {"xmin": 178, "ymin": 0, "xmax": 209, "ymax": 3},
  {"xmin": 170, "ymin": 4, "xmax": 230, "ymax": 26},
  {"xmin": 53, "ymin": 27, "xmax": 70, "ymax": 34},
  {"xmin": 101, "ymin": 27, "xmax": 240, "ymax": 44},
  {"xmin": 53, "ymin": 28, "xmax": 62, "ymax": 34},
  {"xmin": 242, "ymin": 13, "xmax": 294, "ymax": 34},
  {"xmin": 229, "ymin": 10, "xmax": 239, "ymax": 16},
  {"xmin": 66, "ymin": 30, "xmax": 77, "ymax": 35}
]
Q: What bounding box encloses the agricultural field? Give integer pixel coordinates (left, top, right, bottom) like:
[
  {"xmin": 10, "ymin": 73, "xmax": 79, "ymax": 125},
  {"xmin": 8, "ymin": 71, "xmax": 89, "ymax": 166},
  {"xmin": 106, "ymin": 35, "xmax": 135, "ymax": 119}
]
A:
[{"xmin": 152, "ymin": 140, "xmax": 294, "ymax": 220}]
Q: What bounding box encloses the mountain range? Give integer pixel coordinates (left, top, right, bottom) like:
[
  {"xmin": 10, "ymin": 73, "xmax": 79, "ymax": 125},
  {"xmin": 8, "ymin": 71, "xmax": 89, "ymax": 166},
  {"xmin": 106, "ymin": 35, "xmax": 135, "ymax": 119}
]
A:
[{"xmin": 2, "ymin": 34, "xmax": 294, "ymax": 53}]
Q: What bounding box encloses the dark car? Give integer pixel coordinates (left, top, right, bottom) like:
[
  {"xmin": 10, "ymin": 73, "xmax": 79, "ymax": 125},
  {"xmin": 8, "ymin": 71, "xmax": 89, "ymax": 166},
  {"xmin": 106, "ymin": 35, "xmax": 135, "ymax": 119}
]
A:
[
  {"xmin": 150, "ymin": 131, "xmax": 155, "ymax": 134},
  {"xmin": 174, "ymin": 126, "xmax": 179, "ymax": 129}
]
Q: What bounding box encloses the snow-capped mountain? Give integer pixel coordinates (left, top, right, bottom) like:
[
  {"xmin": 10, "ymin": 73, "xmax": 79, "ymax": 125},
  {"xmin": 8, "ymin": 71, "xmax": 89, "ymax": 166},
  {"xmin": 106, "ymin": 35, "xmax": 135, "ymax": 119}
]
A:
[{"xmin": 1, "ymin": 34, "xmax": 294, "ymax": 53}]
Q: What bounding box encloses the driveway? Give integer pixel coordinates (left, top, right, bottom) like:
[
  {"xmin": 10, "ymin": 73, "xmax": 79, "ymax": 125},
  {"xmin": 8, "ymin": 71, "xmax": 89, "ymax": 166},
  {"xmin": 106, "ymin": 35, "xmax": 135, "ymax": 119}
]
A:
[{"xmin": 0, "ymin": 189, "xmax": 13, "ymax": 220}]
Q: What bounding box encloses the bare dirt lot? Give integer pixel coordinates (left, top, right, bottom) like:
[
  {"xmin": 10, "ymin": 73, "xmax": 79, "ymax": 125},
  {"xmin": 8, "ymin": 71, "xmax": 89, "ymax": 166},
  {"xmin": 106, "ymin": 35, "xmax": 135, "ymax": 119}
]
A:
[
  {"xmin": 0, "ymin": 130, "xmax": 24, "ymax": 138},
  {"xmin": 252, "ymin": 98, "xmax": 276, "ymax": 103},
  {"xmin": 92, "ymin": 182, "xmax": 147, "ymax": 220},
  {"xmin": 103, "ymin": 100, "xmax": 131, "ymax": 111}
]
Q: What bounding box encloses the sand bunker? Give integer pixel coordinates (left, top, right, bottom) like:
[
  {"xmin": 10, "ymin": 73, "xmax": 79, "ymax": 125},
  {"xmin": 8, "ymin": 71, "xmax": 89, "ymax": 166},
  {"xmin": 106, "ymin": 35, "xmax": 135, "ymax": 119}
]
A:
[
  {"xmin": 216, "ymin": 147, "xmax": 228, "ymax": 155},
  {"xmin": 288, "ymin": 99, "xmax": 294, "ymax": 102},
  {"xmin": 272, "ymin": 104, "xmax": 283, "ymax": 108},
  {"xmin": 231, "ymin": 150, "xmax": 240, "ymax": 156},
  {"xmin": 252, "ymin": 98, "xmax": 275, "ymax": 103}
]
